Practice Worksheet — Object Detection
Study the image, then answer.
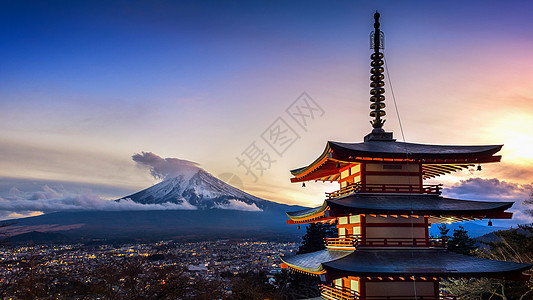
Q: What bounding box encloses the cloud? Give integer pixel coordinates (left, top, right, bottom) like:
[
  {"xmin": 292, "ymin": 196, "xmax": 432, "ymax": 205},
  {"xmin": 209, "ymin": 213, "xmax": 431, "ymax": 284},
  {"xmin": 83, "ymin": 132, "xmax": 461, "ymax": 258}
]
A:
[
  {"xmin": 213, "ymin": 199, "xmax": 262, "ymax": 212},
  {"xmin": 444, "ymin": 177, "xmax": 533, "ymax": 224},
  {"xmin": 0, "ymin": 185, "xmax": 197, "ymax": 219},
  {"xmin": 132, "ymin": 152, "xmax": 201, "ymax": 180},
  {"xmin": 444, "ymin": 177, "xmax": 532, "ymax": 201}
]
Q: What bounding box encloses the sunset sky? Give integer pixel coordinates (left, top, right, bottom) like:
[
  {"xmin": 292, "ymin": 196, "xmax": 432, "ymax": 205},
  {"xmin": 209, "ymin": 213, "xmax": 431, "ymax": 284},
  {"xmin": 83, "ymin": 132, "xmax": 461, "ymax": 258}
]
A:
[{"xmin": 1, "ymin": 1, "xmax": 532, "ymax": 226}]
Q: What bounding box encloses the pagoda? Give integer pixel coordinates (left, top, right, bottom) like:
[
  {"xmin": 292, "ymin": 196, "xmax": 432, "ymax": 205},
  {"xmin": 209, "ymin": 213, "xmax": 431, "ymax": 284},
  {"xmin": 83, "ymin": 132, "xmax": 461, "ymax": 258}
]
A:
[{"xmin": 280, "ymin": 12, "xmax": 532, "ymax": 300}]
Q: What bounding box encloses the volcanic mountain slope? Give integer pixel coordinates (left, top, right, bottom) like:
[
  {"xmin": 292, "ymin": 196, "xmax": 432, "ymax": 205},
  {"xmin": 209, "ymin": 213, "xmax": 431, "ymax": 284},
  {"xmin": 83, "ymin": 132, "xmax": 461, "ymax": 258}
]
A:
[{"xmin": 119, "ymin": 169, "xmax": 266, "ymax": 211}]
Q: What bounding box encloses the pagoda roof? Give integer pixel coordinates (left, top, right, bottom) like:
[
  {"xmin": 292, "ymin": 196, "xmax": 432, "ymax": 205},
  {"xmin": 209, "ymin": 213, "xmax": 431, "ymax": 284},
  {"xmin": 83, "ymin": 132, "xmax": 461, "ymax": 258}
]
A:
[
  {"xmin": 280, "ymin": 249, "xmax": 352, "ymax": 274},
  {"xmin": 323, "ymin": 249, "xmax": 532, "ymax": 280},
  {"xmin": 287, "ymin": 194, "xmax": 513, "ymax": 223},
  {"xmin": 327, "ymin": 141, "xmax": 502, "ymax": 159},
  {"xmin": 282, "ymin": 249, "xmax": 531, "ymax": 280},
  {"xmin": 327, "ymin": 194, "xmax": 513, "ymax": 216},
  {"xmin": 290, "ymin": 140, "xmax": 502, "ymax": 182}
]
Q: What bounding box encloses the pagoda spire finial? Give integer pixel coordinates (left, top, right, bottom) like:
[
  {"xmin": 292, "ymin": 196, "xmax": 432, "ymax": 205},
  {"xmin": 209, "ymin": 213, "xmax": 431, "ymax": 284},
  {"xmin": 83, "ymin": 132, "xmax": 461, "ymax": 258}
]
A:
[{"xmin": 369, "ymin": 11, "xmax": 386, "ymax": 130}]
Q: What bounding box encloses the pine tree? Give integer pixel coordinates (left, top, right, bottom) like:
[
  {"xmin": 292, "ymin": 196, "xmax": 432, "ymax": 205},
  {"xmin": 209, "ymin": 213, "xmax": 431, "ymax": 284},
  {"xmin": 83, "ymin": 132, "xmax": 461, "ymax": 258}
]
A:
[
  {"xmin": 437, "ymin": 223, "xmax": 450, "ymax": 238},
  {"xmin": 447, "ymin": 225, "xmax": 477, "ymax": 255},
  {"xmin": 297, "ymin": 223, "xmax": 336, "ymax": 254}
]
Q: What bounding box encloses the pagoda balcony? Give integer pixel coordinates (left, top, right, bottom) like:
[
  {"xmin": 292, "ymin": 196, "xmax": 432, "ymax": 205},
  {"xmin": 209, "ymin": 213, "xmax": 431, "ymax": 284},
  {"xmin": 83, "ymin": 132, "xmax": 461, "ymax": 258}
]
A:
[
  {"xmin": 326, "ymin": 183, "xmax": 442, "ymax": 199},
  {"xmin": 325, "ymin": 235, "xmax": 447, "ymax": 249},
  {"xmin": 319, "ymin": 284, "xmax": 359, "ymax": 300},
  {"xmin": 324, "ymin": 236, "xmax": 358, "ymax": 250}
]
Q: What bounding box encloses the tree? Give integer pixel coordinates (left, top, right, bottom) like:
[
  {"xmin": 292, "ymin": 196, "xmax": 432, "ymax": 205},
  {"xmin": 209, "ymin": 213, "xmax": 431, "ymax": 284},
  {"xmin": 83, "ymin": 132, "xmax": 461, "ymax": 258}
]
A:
[
  {"xmin": 273, "ymin": 269, "xmax": 320, "ymax": 300},
  {"xmin": 440, "ymin": 277, "xmax": 493, "ymax": 300},
  {"xmin": 447, "ymin": 225, "xmax": 477, "ymax": 255},
  {"xmin": 482, "ymin": 226, "xmax": 533, "ymax": 300},
  {"xmin": 442, "ymin": 225, "xmax": 533, "ymax": 299},
  {"xmin": 297, "ymin": 222, "xmax": 336, "ymax": 254},
  {"xmin": 229, "ymin": 271, "xmax": 274, "ymax": 300},
  {"xmin": 437, "ymin": 223, "xmax": 450, "ymax": 238}
]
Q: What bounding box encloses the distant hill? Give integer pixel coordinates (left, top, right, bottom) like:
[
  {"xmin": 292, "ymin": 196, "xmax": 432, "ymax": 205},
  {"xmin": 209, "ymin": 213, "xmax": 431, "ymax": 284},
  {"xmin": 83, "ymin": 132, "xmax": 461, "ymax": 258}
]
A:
[
  {"xmin": 476, "ymin": 227, "xmax": 531, "ymax": 244},
  {"xmin": 3, "ymin": 230, "xmax": 71, "ymax": 244},
  {"xmin": 429, "ymin": 222, "xmax": 508, "ymax": 238}
]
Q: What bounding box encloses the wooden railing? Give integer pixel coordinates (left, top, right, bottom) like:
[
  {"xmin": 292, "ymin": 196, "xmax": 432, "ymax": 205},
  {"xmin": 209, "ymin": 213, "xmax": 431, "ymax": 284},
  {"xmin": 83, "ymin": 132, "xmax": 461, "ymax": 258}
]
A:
[
  {"xmin": 319, "ymin": 284, "xmax": 359, "ymax": 300},
  {"xmin": 326, "ymin": 183, "xmax": 442, "ymax": 199},
  {"xmin": 324, "ymin": 236, "xmax": 358, "ymax": 249},
  {"xmin": 360, "ymin": 184, "xmax": 442, "ymax": 194},
  {"xmin": 359, "ymin": 237, "xmax": 447, "ymax": 248},
  {"xmin": 326, "ymin": 182, "xmax": 362, "ymax": 199},
  {"xmin": 324, "ymin": 235, "xmax": 447, "ymax": 249}
]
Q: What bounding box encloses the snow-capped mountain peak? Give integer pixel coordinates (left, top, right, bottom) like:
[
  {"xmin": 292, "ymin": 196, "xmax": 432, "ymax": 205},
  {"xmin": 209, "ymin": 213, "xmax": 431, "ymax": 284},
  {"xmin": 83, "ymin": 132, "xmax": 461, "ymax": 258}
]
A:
[{"xmin": 118, "ymin": 169, "xmax": 264, "ymax": 211}]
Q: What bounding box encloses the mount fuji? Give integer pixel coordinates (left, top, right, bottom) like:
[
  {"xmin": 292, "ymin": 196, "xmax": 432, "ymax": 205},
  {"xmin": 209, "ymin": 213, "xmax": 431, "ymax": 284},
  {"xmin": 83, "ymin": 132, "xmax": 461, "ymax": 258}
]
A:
[
  {"xmin": 5, "ymin": 165, "xmax": 306, "ymax": 242},
  {"xmin": 119, "ymin": 169, "xmax": 267, "ymax": 212}
]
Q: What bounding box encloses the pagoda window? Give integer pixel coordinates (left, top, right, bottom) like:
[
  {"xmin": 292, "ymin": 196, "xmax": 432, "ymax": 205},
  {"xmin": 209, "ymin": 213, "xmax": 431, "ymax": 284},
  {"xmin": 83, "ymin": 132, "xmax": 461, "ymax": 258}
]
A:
[
  {"xmin": 334, "ymin": 278, "xmax": 342, "ymax": 289},
  {"xmin": 340, "ymin": 181, "xmax": 348, "ymax": 188},
  {"xmin": 352, "ymin": 226, "xmax": 361, "ymax": 235},
  {"xmin": 350, "ymin": 278, "xmax": 359, "ymax": 293},
  {"xmin": 340, "ymin": 169, "xmax": 350, "ymax": 179},
  {"xmin": 339, "ymin": 227, "xmax": 346, "ymax": 237},
  {"xmin": 349, "ymin": 215, "xmax": 360, "ymax": 223},
  {"xmin": 351, "ymin": 164, "xmax": 361, "ymax": 175}
]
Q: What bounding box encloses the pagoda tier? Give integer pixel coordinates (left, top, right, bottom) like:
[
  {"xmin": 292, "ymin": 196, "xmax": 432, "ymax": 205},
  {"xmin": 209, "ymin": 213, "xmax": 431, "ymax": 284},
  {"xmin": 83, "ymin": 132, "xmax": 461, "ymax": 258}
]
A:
[
  {"xmin": 286, "ymin": 194, "xmax": 513, "ymax": 224},
  {"xmin": 290, "ymin": 140, "xmax": 502, "ymax": 182},
  {"xmin": 281, "ymin": 249, "xmax": 532, "ymax": 281}
]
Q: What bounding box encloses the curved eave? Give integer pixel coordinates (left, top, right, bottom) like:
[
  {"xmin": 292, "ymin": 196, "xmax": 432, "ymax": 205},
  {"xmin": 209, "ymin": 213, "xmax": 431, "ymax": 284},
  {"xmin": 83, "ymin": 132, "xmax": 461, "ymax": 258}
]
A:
[
  {"xmin": 290, "ymin": 143, "xmax": 334, "ymax": 183},
  {"xmin": 286, "ymin": 202, "xmax": 332, "ymax": 224},
  {"xmin": 280, "ymin": 249, "xmax": 353, "ymax": 275},
  {"xmin": 322, "ymin": 249, "xmax": 532, "ymax": 281},
  {"xmin": 325, "ymin": 194, "xmax": 513, "ymax": 218}
]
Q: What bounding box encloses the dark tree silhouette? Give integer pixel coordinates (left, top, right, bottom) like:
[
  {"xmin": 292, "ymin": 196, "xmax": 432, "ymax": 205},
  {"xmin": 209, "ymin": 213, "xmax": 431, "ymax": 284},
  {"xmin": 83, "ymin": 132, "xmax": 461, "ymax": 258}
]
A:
[
  {"xmin": 297, "ymin": 222, "xmax": 336, "ymax": 254},
  {"xmin": 447, "ymin": 225, "xmax": 477, "ymax": 255},
  {"xmin": 229, "ymin": 271, "xmax": 274, "ymax": 300},
  {"xmin": 273, "ymin": 270, "xmax": 320, "ymax": 300},
  {"xmin": 437, "ymin": 223, "xmax": 450, "ymax": 238}
]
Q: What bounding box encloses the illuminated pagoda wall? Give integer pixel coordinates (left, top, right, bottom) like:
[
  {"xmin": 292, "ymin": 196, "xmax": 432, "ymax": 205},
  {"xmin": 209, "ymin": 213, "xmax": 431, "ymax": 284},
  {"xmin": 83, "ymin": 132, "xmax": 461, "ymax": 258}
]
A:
[{"xmin": 280, "ymin": 12, "xmax": 531, "ymax": 300}]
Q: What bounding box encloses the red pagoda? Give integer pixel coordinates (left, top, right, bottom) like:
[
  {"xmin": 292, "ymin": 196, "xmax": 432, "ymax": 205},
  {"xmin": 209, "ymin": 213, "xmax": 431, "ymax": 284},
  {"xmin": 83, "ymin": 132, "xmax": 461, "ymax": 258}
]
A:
[{"xmin": 280, "ymin": 12, "xmax": 532, "ymax": 300}]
